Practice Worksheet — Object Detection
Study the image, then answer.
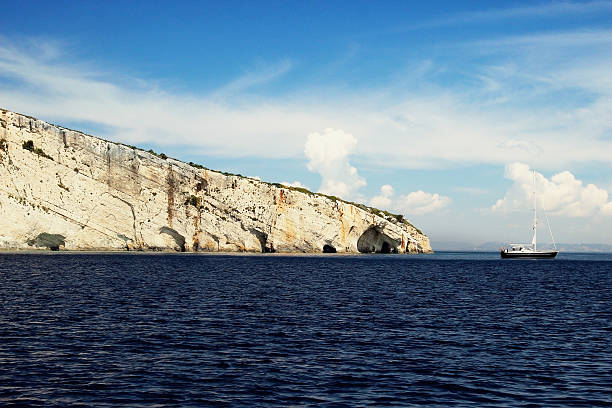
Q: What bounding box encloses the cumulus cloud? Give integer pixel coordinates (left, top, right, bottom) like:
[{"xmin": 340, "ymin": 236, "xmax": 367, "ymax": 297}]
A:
[
  {"xmin": 304, "ymin": 128, "xmax": 366, "ymax": 199},
  {"xmin": 492, "ymin": 162, "xmax": 612, "ymax": 217},
  {"xmin": 281, "ymin": 180, "xmax": 309, "ymax": 190},
  {"xmin": 302, "ymin": 132, "xmax": 450, "ymax": 214},
  {"xmin": 397, "ymin": 191, "xmax": 452, "ymax": 215},
  {"xmin": 370, "ymin": 184, "xmax": 394, "ymax": 208},
  {"xmin": 370, "ymin": 184, "xmax": 451, "ymax": 215}
]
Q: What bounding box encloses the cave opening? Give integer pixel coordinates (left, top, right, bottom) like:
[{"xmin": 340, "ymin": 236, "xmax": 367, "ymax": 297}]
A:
[
  {"xmin": 323, "ymin": 244, "xmax": 337, "ymax": 253},
  {"xmin": 160, "ymin": 226, "xmax": 186, "ymax": 252},
  {"xmin": 357, "ymin": 227, "xmax": 399, "ymax": 254}
]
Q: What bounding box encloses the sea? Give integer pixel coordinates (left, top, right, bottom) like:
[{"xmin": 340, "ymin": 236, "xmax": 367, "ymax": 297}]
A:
[{"xmin": 0, "ymin": 251, "xmax": 610, "ymax": 407}]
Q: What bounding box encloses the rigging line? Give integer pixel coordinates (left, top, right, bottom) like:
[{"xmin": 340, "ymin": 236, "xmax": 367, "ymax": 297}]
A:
[{"xmin": 541, "ymin": 200, "xmax": 558, "ymax": 250}]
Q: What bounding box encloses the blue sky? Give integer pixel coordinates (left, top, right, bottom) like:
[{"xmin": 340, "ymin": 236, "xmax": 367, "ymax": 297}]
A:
[{"xmin": 2, "ymin": 1, "xmax": 612, "ymax": 247}]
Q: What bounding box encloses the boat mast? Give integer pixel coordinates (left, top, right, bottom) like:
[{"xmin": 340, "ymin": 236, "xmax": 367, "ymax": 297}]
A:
[{"xmin": 532, "ymin": 170, "xmax": 537, "ymax": 251}]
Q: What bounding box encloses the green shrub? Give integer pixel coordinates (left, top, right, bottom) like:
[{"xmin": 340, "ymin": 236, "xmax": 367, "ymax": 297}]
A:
[
  {"xmin": 22, "ymin": 140, "xmax": 34, "ymax": 151},
  {"xmin": 22, "ymin": 140, "xmax": 53, "ymax": 160},
  {"xmin": 188, "ymin": 161, "xmax": 206, "ymax": 169},
  {"xmin": 147, "ymin": 148, "xmax": 168, "ymax": 160},
  {"xmin": 185, "ymin": 195, "xmax": 201, "ymax": 208}
]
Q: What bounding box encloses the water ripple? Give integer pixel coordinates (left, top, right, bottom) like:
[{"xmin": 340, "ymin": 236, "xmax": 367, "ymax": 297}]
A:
[{"xmin": 0, "ymin": 253, "xmax": 610, "ymax": 407}]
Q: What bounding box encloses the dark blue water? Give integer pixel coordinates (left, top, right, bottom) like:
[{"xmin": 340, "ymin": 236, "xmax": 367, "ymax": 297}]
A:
[{"xmin": 0, "ymin": 252, "xmax": 610, "ymax": 407}]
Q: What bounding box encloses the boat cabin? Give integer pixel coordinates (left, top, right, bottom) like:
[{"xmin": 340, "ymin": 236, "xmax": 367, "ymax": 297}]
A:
[{"xmin": 507, "ymin": 243, "xmax": 534, "ymax": 252}]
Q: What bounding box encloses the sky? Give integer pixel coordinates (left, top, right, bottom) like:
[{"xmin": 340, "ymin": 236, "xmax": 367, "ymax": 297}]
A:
[{"xmin": 1, "ymin": 0, "xmax": 612, "ymax": 248}]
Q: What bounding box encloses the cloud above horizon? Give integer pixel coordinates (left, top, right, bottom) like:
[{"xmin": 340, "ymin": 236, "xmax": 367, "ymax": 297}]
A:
[
  {"xmin": 370, "ymin": 184, "xmax": 451, "ymax": 215},
  {"xmin": 493, "ymin": 163, "xmax": 612, "ymax": 218},
  {"xmin": 304, "ymin": 128, "xmax": 366, "ymax": 199},
  {"xmin": 302, "ymin": 130, "xmax": 452, "ymax": 215},
  {"xmin": 281, "ymin": 180, "xmax": 309, "ymax": 190},
  {"xmin": 1, "ymin": 29, "xmax": 611, "ymax": 172}
]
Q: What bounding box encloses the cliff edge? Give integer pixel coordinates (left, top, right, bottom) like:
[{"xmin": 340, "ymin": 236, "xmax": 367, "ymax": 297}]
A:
[{"xmin": 0, "ymin": 109, "xmax": 432, "ymax": 253}]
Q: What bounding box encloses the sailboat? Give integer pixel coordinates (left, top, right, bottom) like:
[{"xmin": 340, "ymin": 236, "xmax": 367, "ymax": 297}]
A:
[{"xmin": 501, "ymin": 170, "xmax": 559, "ymax": 259}]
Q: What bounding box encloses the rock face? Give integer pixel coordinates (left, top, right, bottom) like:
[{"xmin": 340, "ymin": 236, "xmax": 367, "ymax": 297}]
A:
[{"xmin": 0, "ymin": 109, "xmax": 432, "ymax": 253}]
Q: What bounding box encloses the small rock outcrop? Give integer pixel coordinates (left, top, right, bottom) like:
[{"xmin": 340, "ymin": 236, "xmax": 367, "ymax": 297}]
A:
[{"xmin": 0, "ymin": 109, "xmax": 432, "ymax": 253}]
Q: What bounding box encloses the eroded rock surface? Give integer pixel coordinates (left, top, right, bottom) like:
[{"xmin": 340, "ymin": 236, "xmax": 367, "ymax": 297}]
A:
[{"xmin": 0, "ymin": 109, "xmax": 432, "ymax": 253}]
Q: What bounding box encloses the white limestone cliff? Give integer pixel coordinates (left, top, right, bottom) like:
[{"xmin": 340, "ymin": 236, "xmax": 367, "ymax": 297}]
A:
[{"xmin": 0, "ymin": 109, "xmax": 432, "ymax": 253}]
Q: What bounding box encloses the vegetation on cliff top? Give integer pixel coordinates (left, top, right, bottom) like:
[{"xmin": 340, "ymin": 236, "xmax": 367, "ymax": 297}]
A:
[{"xmin": 183, "ymin": 155, "xmax": 420, "ymax": 233}]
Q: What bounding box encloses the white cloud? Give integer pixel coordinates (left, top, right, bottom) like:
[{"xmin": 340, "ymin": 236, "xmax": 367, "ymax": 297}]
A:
[
  {"xmin": 210, "ymin": 59, "xmax": 293, "ymax": 99},
  {"xmin": 492, "ymin": 162, "xmax": 612, "ymax": 217},
  {"xmin": 0, "ymin": 39, "xmax": 317, "ymax": 159},
  {"xmin": 397, "ymin": 191, "xmax": 452, "ymax": 215},
  {"xmin": 497, "ymin": 139, "xmax": 542, "ymax": 155},
  {"xmin": 472, "ymin": 28, "xmax": 612, "ymax": 49},
  {"xmin": 1, "ymin": 32, "xmax": 611, "ymax": 172},
  {"xmin": 302, "ymin": 133, "xmax": 451, "ymax": 215},
  {"xmin": 370, "ymin": 184, "xmax": 394, "ymax": 208},
  {"xmin": 404, "ymin": 1, "xmax": 612, "ymax": 32},
  {"xmin": 281, "ymin": 180, "xmax": 309, "ymax": 190},
  {"xmin": 370, "ymin": 184, "xmax": 450, "ymax": 215},
  {"xmin": 304, "ymin": 128, "xmax": 366, "ymax": 199}
]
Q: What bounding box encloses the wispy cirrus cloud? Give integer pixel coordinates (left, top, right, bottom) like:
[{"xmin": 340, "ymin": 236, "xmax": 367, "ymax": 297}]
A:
[
  {"xmin": 210, "ymin": 59, "xmax": 294, "ymax": 99},
  {"xmin": 0, "ymin": 38, "xmax": 316, "ymax": 157},
  {"xmin": 1, "ymin": 28, "xmax": 611, "ymax": 173},
  {"xmin": 411, "ymin": 1, "xmax": 612, "ymax": 29}
]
